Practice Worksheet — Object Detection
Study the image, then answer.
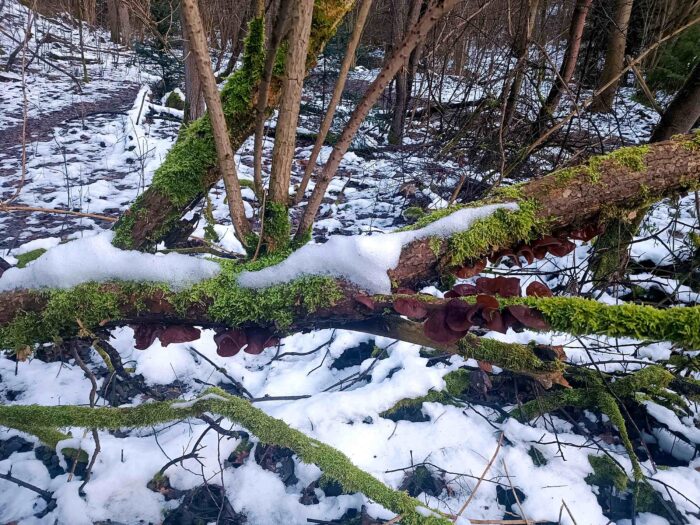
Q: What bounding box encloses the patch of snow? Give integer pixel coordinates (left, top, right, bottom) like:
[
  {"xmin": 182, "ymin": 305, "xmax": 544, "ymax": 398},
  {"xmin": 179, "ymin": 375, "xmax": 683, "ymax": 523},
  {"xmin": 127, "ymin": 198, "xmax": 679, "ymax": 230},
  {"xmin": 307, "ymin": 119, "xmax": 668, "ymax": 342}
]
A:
[
  {"xmin": 238, "ymin": 203, "xmax": 518, "ymax": 293},
  {"xmin": 0, "ymin": 231, "xmax": 220, "ymax": 291}
]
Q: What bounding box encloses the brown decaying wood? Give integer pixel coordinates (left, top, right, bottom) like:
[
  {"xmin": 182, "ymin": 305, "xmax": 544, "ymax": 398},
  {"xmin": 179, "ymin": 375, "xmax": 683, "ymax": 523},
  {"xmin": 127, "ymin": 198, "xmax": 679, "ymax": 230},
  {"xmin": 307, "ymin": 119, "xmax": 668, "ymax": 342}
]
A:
[{"xmin": 181, "ymin": 0, "xmax": 251, "ymax": 241}]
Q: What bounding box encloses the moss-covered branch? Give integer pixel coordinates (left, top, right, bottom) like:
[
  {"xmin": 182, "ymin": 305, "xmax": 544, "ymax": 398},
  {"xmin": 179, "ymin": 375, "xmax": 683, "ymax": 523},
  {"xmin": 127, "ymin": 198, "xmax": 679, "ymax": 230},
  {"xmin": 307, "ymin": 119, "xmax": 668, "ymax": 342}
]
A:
[
  {"xmin": 0, "ymin": 389, "xmax": 450, "ymax": 525},
  {"xmin": 512, "ymin": 366, "xmax": 677, "ymax": 481},
  {"xmin": 388, "ymin": 135, "xmax": 700, "ymax": 285},
  {"xmin": 2, "ymin": 269, "xmax": 699, "ymax": 354}
]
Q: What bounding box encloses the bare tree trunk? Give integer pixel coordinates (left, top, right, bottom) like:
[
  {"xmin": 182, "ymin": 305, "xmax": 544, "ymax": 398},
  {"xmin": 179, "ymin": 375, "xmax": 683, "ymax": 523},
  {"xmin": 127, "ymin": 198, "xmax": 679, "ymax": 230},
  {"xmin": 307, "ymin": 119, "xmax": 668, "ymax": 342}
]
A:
[
  {"xmin": 263, "ymin": 0, "xmax": 314, "ymax": 252},
  {"xmin": 293, "ymin": 0, "xmax": 373, "ymax": 205},
  {"xmin": 650, "ymin": 60, "xmax": 700, "ymax": 142},
  {"xmin": 180, "ymin": 0, "xmax": 252, "ymax": 242},
  {"xmin": 501, "ymin": 0, "xmax": 540, "ymax": 130},
  {"xmin": 532, "ymin": 0, "xmax": 593, "ymax": 135},
  {"xmin": 81, "ymin": 0, "xmax": 96, "ymax": 24},
  {"xmin": 295, "ymin": 0, "xmax": 463, "ymax": 241},
  {"xmin": 106, "ymin": 0, "xmax": 120, "ymax": 43},
  {"xmin": 117, "ymin": 0, "xmax": 131, "ymax": 46},
  {"xmin": 252, "ymin": 0, "xmax": 293, "ymax": 197},
  {"xmin": 388, "ymin": 0, "xmax": 421, "ymax": 145},
  {"xmin": 183, "ymin": 33, "xmax": 205, "ymax": 122},
  {"xmin": 590, "ymin": 0, "xmax": 634, "ymax": 113}
]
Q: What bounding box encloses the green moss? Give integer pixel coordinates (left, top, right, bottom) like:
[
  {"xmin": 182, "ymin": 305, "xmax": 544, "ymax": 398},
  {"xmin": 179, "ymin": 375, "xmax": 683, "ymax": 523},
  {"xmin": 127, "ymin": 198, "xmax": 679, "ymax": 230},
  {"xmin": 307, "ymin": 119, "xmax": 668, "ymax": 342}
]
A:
[
  {"xmin": 399, "ymin": 205, "xmax": 467, "ymax": 231},
  {"xmin": 611, "ymin": 366, "xmax": 674, "ymax": 397},
  {"xmin": 262, "ymin": 202, "xmax": 291, "ymax": 254},
  {"xmin": 595, "ymin": 391, "xmax": 642, "ymax": 480},
  {"xmin": 0, "ymin": 255, "xmax": 346, "ymax": 350},
  {"xmin": 0, "ymin": 283, "xmax": 127, "ymax": 349},
  {"xmin": 239, "ymin": 178, "xmax": 256, "ymax": 190},
  {"xmin": 273, "ymin": 40, "xmax": 289, "ymax": 77},
  {"xmin": 550, "ymin": 144, "xmax": 651, "ymax": 184},
  {"xmin": 457, "ymin": 334, "xmax": 561, "ymax": 375},
  {"xmin": 528, "ymin": 446, "xmax": 547, "ymax": 467},
  {"xmin": 681, "ymin": 129, "xmax": 700, "ymax": 151},
  {"xmin": 380, "ymin": 390, "xmax": 453, "ymax": 420},
  {"xmin": 403, "ymin": 206, "xmax": 426, "ymax": 221},
  {"xmin": 428, "ymin": 237, "xmax": 443, "ymax": 257},
  {"xmin": 203, "ymin": 195, "xmax": 219, "ymax": 243},
  {"xmin": 16, "ymin": 249, "xmax": 46, "ymax": 268},
  {"xmin": 380, "ymin": 369, "xmax": 470, "ymax": 420},
  {"xmin": 443, "ymin": 368, "xmax": 471, "ymax": 396},
  {"xmin": 524, "ymin": 296, "xmax": 700, "ymax": 348},
  {"xmin": 397, "ymin": 199, "xmax": 546, "ymax": 267},
  {"xmin": 512, "ymin": 389, "xmax": 590, "ymax": 421},
  {"xmin": 164, "ymin": 91, "xmax": 184, "ymax": 110},
  {"xmin": 175, "ymin": 258, "xmax": 342, "ymax": 329},
  {"xmin": 0, "ymin": 389, "xmax": 450, "ymax": 525},
  {"xmin": 586, "ymin": 454, "xmax": 629, "ymax": 491},
  {"xmin": 448, "ymin": 199, "xmax": 548, "ymax": 266},
  {"xmin": 491, "ymin": 183, "xmax": 525, "ymax": 200}
]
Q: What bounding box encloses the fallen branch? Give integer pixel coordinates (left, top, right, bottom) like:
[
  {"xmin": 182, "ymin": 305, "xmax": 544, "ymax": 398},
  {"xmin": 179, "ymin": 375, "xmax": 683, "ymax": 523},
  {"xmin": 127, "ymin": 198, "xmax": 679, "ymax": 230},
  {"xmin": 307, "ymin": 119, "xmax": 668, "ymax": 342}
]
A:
[{"xmin": 0, "ymin": 388, "xmax": 452, "ymax": 525}]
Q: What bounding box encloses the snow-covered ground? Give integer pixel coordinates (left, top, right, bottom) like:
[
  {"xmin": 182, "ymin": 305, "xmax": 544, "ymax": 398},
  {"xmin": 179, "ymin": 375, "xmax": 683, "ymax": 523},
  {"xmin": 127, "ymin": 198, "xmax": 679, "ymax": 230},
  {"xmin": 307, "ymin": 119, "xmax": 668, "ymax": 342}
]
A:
[{"xmin": 1, "ymin": 1, "xmax": 699, "ymax": 524}]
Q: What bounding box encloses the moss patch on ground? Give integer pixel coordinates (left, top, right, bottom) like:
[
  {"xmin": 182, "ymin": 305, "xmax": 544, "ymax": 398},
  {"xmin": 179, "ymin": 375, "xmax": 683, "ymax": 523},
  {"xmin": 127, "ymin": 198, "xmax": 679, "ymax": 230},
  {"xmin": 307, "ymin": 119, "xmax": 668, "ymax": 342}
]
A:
[{"xmin": 15, "ymin": 248, "xmax": 46, "ymax": 268}]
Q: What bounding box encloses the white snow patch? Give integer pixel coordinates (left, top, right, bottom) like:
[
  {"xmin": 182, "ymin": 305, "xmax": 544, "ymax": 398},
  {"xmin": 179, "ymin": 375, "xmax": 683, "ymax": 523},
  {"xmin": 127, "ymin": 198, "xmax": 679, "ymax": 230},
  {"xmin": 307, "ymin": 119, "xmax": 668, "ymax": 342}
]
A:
[
  {"xmin": 0, "ymin": 231, "xmax": 220, "ymax": 291},
  {"xmin": 238, "ymin": 203, "xmax": 518, "ymax": 293}
]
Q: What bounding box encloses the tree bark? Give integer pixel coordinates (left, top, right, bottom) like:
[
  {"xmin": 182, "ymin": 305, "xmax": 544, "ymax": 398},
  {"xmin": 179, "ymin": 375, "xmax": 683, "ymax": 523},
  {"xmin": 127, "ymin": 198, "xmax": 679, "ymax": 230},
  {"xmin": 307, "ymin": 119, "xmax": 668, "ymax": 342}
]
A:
[
  {"xmin": 262, "ymin": 0, "xmax": 315, "ymax": 251},
  {"xmin": 117, "ymin": 0, "xmax": 131, "ymax": 46},
  {"xmin": 294, "ymin": 0, "xmax": 462, "ymax": 241},
  {"xmin": 181, "ymin": 0, "xmax": 252, "ymax": 242},
  {"xmin": 267, "ymin": 0, "xmax": 314, "ymax": 205},
  {"xmin": 532, "ymin": 0, "xmax": 593, "ymax": 135},
  {"xmin": 106, "ymin": 0, "xmax": 121, "ymax": 44},
  {"xmin": 590, "ymin": 0, "xmax": 634, "ymax": 113},
  {"xmin": 183, "ymin": 32, "xmax": 205, "ymax": 123},
  {"xmin": 650, "ymin": 60, "xmax": 700, "ymax": 142},
  {"xmin": 252, "ymin": 0, "xmax": 293, "ymax": 197},
  {"xmin": 111, "ymin": 0, "xmax": 355, "ymax": 251},
  {"xmin": 388, "ymin": 0, "xmax": 422, "ymax": 146},
  {"xmin": 293, "ymin": 0, "xmax": 374, "ymax": 205}
]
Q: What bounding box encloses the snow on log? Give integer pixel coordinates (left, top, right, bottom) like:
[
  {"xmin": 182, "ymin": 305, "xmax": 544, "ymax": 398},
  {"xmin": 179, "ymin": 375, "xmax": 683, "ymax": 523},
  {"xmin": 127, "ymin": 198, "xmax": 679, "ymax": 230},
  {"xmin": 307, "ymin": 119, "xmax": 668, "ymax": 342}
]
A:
[{"xmin": 238, "ymin": 203, "xmax": 517, "ymax": 293}]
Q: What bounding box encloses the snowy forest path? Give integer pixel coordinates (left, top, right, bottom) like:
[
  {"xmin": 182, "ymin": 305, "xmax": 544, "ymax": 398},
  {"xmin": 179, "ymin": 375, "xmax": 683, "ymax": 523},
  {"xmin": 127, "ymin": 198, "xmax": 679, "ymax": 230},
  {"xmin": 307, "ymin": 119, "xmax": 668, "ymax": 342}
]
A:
[{"xmin": 0, "ymin": 83, "xmax": 180, "ymax": 250}]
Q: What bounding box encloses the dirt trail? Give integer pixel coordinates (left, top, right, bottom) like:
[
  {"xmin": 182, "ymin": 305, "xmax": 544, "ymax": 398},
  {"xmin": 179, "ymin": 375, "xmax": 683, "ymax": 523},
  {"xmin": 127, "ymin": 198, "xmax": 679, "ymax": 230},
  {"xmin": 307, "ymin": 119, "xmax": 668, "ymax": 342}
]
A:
[{"xmin": 0, "ymin": 84, "xmax": 142, "ymax": 249}]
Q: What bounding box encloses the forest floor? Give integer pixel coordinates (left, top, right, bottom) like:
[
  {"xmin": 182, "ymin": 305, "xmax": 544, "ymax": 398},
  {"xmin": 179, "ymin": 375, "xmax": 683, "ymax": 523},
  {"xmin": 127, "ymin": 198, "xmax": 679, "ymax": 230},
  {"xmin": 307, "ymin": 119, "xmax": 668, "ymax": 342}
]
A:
[{"xmin": 0, "ymin": 1, "xmax": 699, "ymax": 525}]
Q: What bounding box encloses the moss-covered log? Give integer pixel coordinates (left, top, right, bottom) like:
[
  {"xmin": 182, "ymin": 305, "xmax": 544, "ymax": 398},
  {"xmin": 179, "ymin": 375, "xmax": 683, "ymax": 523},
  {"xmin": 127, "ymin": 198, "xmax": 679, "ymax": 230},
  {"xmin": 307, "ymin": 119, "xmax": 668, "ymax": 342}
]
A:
[
  {"xmin": 389, "ymin": 134, "xmax": 700, "ymax": 287},
  {"xmin": 0, "ymin": 388, "xmax": 450, "ymax": 525},
  {"xmin": 2, "ymin": 265, "xmax": 698, "ymax": 371},
  {"xmin": 111, "ymin": 0, "xmax": 355, "ymax": 251}
]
